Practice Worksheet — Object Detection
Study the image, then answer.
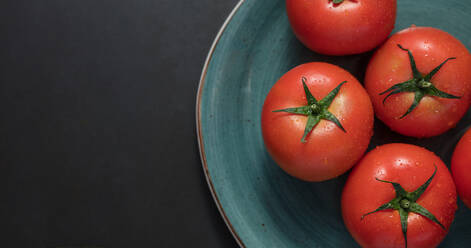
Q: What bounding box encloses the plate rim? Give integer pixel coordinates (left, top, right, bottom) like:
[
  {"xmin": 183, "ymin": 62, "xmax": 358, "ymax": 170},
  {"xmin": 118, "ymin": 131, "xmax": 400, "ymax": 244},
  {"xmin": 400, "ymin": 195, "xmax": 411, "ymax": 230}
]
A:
[{"xmin": 195, "ymin": 0, "xmax": 246, "ymax": 247}]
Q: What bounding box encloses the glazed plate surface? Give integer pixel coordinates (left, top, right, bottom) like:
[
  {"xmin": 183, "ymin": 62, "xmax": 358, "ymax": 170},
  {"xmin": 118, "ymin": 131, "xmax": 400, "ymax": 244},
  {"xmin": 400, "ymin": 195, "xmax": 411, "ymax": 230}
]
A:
[{"xmin": 196, "ymin": 0, "xmax": 471, "ymax": 247}]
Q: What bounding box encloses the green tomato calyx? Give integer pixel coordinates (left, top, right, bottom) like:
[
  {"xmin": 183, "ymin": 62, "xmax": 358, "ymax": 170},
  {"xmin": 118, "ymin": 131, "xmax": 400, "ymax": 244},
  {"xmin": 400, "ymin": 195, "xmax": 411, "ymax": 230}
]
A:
[
  {"xmin": 273, "ymin": 77, "xmax": 347, "ymax": 143},
  {"xmin": 332, "ymin": 0, "xmax": 345, "ymax": 4},
  {"xmin": 361, "ymin": 165, "xmax": 445, "ymax": 248},
  {"xmin": 379, "ymin": 44, "xmax": 459, "ymax": 119}
]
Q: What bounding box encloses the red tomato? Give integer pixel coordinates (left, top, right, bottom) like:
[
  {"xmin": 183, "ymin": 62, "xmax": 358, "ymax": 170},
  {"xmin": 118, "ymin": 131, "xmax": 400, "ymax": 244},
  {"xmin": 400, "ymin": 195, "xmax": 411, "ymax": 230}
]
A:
[
  {"xmin": 342, "ymin": 143, "xmax": 457, "ymax": 248},
  {"xmin": 286, "ymin": 0, "xmax": 396, "ymax": 55},
  {"xmin": 451, "ymin": 128, "xmax": 471, "ymax": 209},
  {"xmin": 365, "ymin": 27, "xmax": 471, "ymax": 137},
  {"xmin": 261, "ymin": 62, "xmax": 373, "ymax": 182}
]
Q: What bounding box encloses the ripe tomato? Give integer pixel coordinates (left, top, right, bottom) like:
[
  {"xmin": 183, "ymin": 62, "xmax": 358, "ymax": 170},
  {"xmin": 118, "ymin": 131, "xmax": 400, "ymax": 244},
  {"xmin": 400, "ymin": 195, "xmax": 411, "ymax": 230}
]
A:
[
  {"xmin": 261, "ymin": 62, "xmax": 373, "ymax": 182},
  {"xmin": 451, "ymin": 128, "xmax": 471, "ymax": 209},
  {"xmin": 285, "ymin": 0, "xmax": 396, "ymax": 55},
  {"xmin": 342, "ymin": 143, "xmax": 457, "ymax": 248},
  {"xmin": 365, "ymin": 27, "xmax": 471, "ymax": 137}
]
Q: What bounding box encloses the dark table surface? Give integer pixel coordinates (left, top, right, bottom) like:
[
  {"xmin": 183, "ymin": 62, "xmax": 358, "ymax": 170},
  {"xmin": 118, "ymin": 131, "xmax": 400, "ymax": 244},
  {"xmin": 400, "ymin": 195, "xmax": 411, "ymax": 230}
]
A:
[{"xmin": 1, "ymin": 0, "xmax": 240, "ymax": 247}]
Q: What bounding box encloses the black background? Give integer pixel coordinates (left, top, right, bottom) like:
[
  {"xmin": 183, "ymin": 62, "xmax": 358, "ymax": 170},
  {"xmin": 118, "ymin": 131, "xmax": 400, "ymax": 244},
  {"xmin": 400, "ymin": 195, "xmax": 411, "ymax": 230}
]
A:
[{"xmin": 0, "ymin": 0, "xmax": 240, "ymax": 247}]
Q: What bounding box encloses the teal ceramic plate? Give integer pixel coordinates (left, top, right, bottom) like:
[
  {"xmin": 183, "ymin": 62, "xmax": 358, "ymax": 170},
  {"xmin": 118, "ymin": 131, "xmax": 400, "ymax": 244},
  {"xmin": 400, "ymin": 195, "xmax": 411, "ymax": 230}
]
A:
[{"xmin": 196, "ymin": 0, "xmax": 471, "ymax": 247}]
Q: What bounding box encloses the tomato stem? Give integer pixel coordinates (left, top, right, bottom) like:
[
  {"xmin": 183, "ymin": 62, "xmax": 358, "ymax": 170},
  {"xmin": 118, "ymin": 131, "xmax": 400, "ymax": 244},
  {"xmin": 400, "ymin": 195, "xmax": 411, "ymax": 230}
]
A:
[
  {"xmin": 379, "ymin": 44, "xmax": 460, "ymax": 118},
  {"xmin": 399, "ymin": 198, "xmax": 410, "ymax": 209},
  {"xmin": 361, "ymin": 164, "xmax": 444, "ymax": 248},
  {"xmin": 417, "ymin": 79, "xmax": 432, "ymax": 89},
  {"xmin": 273, "ymin": 77, "xmax": 347, "ymax": 143}
]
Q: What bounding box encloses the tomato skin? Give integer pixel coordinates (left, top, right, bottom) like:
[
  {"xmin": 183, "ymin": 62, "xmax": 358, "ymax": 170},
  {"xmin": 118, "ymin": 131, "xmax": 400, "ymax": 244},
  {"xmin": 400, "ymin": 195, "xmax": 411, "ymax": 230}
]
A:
[
  {"xmin": 342, "ymin": 143, "xmax": 457, "ymax": 248},
  {"xmin": 286, "ymin": 0, "xmax": 396, "ymax": 55},
  {"xmin": 261, "ymin": 62, "xmax": 373, "ymax": 182},
  {"xmin": 365, "ymin": 27, "xmax": 471, "ymax": 137},
  {"xmin": 451, "ymin": 128, "xmax": 471, "ymax": 209}
]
